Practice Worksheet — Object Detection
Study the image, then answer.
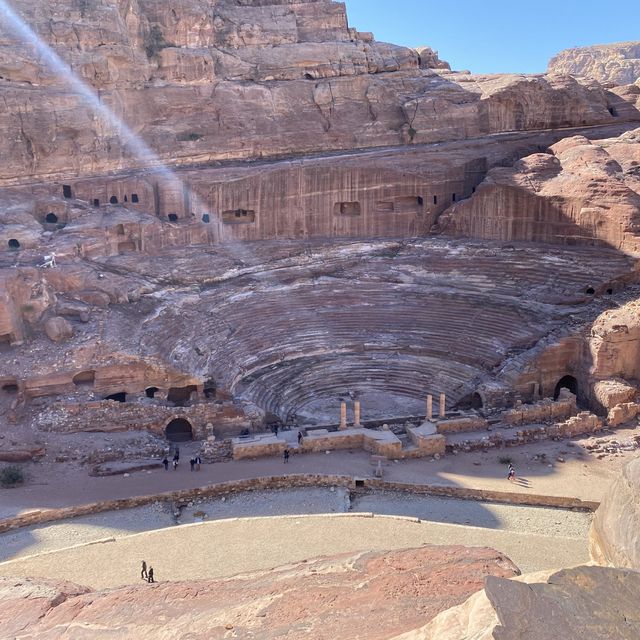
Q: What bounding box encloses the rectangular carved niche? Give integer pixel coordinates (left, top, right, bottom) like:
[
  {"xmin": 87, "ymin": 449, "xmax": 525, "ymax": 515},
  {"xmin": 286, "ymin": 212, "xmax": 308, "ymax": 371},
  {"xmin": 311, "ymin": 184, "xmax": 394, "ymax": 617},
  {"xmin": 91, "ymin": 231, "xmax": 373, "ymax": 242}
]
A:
[
  {"xmin": 375, "ymin": 201, "xmax": 395, "ymax": 212},
  {"xmin": 394, "ymin": 196, "xmax": 424, "ymax": 213},
  {"xmin": 333, "ymin": 201, "xmax": 361, "ymax": 216},
  {"xmin": 222, "ymin": 209, "xmax": 256, "ymax": 224}
]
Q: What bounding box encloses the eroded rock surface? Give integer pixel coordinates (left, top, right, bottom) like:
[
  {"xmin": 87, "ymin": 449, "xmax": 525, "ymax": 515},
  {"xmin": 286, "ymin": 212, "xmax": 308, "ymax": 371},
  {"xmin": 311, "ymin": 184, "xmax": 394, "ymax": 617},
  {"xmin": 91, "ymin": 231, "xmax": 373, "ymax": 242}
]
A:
[
  {"xmin": 395, "ymin": 566, "xmax": 640, "ymax": 640},
  {"xmin": 0, "ymin": 546, "xmax": 519, "ymax": 639},
  {"xmin": 437, "ymin": 128, "xmax": 640, "ymax": 253},
  {"xmin": 590, "ymin": 456, "xmax": 640, "ymax": 568},
  {"xmin": 549, "ymin": 42, "xmax": 640, "ymax": 86}
]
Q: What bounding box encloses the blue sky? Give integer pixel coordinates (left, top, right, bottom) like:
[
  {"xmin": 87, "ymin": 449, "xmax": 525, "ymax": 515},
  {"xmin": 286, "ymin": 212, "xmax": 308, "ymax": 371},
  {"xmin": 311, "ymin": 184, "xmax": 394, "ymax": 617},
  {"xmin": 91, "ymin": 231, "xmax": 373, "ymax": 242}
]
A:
[{"xmin": 344, "ymin": 0, "xmax": 640, "ymax": 74}]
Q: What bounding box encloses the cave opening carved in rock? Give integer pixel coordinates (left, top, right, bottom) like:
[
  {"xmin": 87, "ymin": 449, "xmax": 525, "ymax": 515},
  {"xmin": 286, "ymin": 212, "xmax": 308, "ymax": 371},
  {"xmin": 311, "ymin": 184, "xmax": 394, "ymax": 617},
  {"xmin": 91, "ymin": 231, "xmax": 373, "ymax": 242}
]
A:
[
  {"xmin": 165, "ymin": 418, "xmax": 193, "ymax": 442},
  {"xmin": 554, "ymin": 375, "xmax": 578, "ymax": 400}
]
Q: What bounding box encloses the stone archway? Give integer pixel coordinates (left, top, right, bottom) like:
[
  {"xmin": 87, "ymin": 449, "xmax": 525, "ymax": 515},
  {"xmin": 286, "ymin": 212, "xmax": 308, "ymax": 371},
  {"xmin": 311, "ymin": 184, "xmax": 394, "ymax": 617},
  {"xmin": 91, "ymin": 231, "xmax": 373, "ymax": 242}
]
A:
[
  {"xmin": 165, "ymin": 418, "xmax": 194, "ymax": 442},
  {"xmin": 554, "ymin": 375, "xmax": 578, "ymax": 400}
]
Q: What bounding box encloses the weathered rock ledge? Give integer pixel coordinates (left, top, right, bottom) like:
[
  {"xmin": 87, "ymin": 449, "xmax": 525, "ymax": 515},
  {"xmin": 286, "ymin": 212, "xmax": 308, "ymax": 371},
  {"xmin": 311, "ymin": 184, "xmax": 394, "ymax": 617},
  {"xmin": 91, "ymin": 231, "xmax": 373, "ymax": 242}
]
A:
[{"xmin": 0, "ymin": 545, "xmax": 518, "ymax": 639}]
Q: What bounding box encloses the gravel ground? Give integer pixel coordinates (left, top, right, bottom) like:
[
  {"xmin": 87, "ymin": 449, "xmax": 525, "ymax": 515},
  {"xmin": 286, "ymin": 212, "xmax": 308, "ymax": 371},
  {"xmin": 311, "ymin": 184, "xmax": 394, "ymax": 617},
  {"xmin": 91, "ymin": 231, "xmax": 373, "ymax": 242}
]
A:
[
  {"xmin": 0, "ymin": 487, "xmax": 590, "ymax": 565},
  {"xmin": 0, "ymin": 503, "xmax": 174, "ymax": 562},
  {"xmin": 178, "ymin": 487, "xmax": 350, "ymax": 524},
  {"xmin": 0, "ymin": 515, "xmax": 589, "ymax": 589},
  {"xmin": 351, "ymin": 491, "xmax": 592, "ymax": 539}
]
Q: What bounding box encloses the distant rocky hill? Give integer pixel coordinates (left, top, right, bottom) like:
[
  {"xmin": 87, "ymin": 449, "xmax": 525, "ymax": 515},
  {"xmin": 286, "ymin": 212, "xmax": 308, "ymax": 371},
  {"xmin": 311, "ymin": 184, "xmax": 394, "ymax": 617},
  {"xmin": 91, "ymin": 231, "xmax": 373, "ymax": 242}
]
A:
[{"xmin": 548, "ymin": 42, "xmax": 640, "ymax": 85}]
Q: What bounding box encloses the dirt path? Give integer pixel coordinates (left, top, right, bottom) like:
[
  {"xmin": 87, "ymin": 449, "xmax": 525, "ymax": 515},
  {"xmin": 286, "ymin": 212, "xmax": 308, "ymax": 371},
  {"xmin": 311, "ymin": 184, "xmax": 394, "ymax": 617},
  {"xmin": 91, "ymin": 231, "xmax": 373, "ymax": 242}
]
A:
[{"xmin": 2, "ymin": 429, "xmax": 637, "ymax": 520}]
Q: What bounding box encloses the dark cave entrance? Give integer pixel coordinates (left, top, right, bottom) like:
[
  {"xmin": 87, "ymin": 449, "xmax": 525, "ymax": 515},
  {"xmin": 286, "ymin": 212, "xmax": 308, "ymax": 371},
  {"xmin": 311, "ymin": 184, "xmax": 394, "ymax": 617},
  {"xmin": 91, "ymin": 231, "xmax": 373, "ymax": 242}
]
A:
[
  {"xmin": 105, "ymin": 391, "xmax": 127, "ymax": 402},
  {"xmin": 554, "ymin": 375, "xmax": 578, "ymax": 400},
  {"xmin": 165, "ymin": 418, "xmax": 194, "ymax": 442},
  {"xmin": 167, "ymin": 385, "xmax": 197, "ymax": 406}
]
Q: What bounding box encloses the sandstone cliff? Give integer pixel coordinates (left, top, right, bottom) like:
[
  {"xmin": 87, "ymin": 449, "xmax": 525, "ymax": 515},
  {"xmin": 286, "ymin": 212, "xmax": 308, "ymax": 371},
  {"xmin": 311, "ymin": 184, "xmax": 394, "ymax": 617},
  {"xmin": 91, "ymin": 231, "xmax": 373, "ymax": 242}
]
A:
[
  {"xmin": 0, "ymin": 0, "xmax": 636, "ymax": 183},
  {"xmin": 549, "ymin": 41, "xmax": 640, "ymax": 86},
  {"xmin": 0, "ymin": 546, "xmax": 519, "ymax": 639}
]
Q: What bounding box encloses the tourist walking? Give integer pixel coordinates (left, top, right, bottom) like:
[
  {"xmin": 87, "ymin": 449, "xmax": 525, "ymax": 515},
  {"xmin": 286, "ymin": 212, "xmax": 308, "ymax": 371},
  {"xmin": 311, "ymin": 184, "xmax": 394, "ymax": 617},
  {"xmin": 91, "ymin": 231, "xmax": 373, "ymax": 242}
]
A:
[
  {"xmin": 297, "ymin": 431, "xmax": 303, "ymax": 445},
  {"xmin": 283, "ymin": 448, "xmax": 290, "ymax": 463},
  {"xmin": 141, "ymin": 560, "xmax": 148, "ymax": 580},
  {"xmin": 507, "ymin": 463, "xmax": 516, "ymax": 482},
  {"xmin": 190, "ymin": 458, "xmax": 195, "ymax": 472},
  {"xmin": 195, "ymin": 455, "xmax": 202, "ymax": 471},
  {"xmin": 147, "ymin": 567, "xmax": 154, "ymax": 583},
  {"xmin": 162, "ymin": 457, "xmax": 169, "ymax": 471},
  {"xmin": 172, "ymin": 459, "xmax": 178, "ymax": 471}
]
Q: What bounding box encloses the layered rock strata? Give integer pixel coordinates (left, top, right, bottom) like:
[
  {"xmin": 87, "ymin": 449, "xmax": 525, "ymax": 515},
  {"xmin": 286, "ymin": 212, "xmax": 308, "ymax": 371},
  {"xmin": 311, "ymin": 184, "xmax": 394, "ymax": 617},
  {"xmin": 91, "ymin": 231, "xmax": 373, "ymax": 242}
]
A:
[
  {"xmin": 0, "ymin": 1, "xmax": 637, "ymax": 182},
  {"xmin": 437, "ymin": 128, "xmax": 640, "ymax": 254}
]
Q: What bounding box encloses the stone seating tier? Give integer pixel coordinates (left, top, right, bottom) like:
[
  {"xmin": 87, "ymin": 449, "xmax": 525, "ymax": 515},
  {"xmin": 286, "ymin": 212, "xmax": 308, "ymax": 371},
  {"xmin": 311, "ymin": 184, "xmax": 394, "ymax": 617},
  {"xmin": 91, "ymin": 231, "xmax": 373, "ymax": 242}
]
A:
[{"xmin": 131, "ymin": 238, "xmax": 632, "ymax": 423}]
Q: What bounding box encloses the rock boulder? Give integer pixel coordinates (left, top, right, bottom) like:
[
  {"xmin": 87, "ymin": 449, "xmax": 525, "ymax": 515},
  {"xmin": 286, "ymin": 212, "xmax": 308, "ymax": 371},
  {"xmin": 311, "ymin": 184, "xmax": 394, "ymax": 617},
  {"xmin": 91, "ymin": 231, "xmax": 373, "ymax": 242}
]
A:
[{"xmin": 43, "ymin": 316, "xmax": 74, "ymax": 343}]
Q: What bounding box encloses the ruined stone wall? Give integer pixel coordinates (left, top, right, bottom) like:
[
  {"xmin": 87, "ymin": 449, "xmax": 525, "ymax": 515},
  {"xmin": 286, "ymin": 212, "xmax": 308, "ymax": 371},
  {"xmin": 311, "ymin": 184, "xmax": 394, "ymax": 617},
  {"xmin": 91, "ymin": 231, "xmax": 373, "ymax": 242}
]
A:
[
  {"xmin": 502, "ymin": 392, "xmax": 577, "ymax": 426},
  {"xmin": 35, "ymin": 399, "xmax": 253, "ymax": 439},
  {"xmin": 0, "ymin": 474, "xmax": 599, "ymax": 535}
]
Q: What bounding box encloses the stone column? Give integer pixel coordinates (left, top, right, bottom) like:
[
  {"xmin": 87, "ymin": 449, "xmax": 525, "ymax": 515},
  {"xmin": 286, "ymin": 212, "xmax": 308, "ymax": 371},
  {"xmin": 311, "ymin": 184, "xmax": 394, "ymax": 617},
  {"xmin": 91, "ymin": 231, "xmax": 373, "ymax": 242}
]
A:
[
  {"xmin": 439, "ymin": 393, "xmax": 446, "ymax": 418},
  {"xmin": 426, "ymin": 395, "xmax": 433, "ymax": 421},
  {"xmin": 354, "ymin": 400, "xmax": 361, "ymax": 427},
  {"xmin": 339, "ymin": 401, "xmax": 347, "ymax": 430}
]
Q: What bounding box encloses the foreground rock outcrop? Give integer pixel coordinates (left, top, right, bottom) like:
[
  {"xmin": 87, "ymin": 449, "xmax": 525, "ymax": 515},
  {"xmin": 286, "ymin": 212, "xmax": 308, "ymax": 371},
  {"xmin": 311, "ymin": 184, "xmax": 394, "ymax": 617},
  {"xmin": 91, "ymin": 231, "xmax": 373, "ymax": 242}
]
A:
[
  {"xmin": 394, "ymin": 566, "xmax": 640, "ymax": 640},
  {"xmin": 0, "ymin": 546, "xmax": 519, "ymax": 639},
  {"xmin": 549, "ymin": 42, "xmax": 640, "ymax": 85},
  {"xmin": 590, "ymin": 456, "xmax": 640, "ymax": 569}
]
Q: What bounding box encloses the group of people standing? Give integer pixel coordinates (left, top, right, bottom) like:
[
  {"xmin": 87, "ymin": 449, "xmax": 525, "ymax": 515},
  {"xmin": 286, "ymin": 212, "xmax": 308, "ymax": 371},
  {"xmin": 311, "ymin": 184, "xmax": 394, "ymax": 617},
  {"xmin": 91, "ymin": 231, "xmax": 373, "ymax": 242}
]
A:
[{"xmin": 161, "ymin": 447, "xmax": 202, "ymax": 471}]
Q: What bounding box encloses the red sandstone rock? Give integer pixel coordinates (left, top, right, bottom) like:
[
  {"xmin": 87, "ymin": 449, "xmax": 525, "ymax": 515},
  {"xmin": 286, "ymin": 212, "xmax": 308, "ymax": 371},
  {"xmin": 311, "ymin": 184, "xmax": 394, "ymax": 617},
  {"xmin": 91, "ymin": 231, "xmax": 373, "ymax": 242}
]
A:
[
  {"xmin": 590, "ymin": 456, "xmax": 640, "ymax": 569},
  {"xmin": 0, "ymin": 577, "xmax": 90, "ymax": 639},
  {"xmin": 2, "ymin": 546, "xmax": 519, "ymax": 639},
  {"xmin": 0, "ymin": 1, "xmax": 634, "ymax": 181},
  {"xmin": 396, "ymin": 566, "xmax": 640, "ymax": 639},
  {"xmin": 438, "ymin": 128, "xmax": 640, "ymax": 253}
]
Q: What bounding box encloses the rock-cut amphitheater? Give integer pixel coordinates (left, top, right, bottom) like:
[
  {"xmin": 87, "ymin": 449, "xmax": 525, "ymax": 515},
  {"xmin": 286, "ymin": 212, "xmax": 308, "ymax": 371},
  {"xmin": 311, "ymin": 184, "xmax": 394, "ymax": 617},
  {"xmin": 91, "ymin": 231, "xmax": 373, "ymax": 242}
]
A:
[{"xmin": 1, "ymin": 0, "xmax": 640, "ymax": 638}]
